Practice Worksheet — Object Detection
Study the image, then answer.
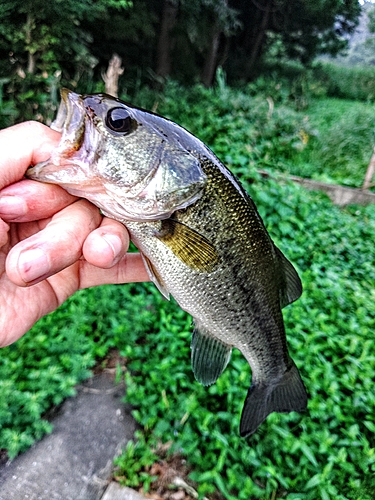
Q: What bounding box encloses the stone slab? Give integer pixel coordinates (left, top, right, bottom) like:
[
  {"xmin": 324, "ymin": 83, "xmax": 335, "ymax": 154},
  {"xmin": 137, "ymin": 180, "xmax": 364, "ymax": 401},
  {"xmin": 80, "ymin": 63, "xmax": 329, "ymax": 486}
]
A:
[
  {"xmin": 0, "ymin": 373, "xmax": 137, "ymax": 500},
  {"xmin": 101, "ymin": 483, "xmax": 148, "ymax": 500}
]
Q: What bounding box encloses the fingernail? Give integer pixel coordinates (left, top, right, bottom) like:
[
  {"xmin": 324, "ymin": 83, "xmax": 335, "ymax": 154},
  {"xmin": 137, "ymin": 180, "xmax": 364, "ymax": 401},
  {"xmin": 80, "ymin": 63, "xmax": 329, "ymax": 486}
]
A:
[
  {"xmin": 102, "ymin": 234, "xmax": 123, "ymax": 261},
  {"xmin": 0, "ymin": 196, "xmax": 27, "ymax": 219},
  {"xmin": 18, "ymin": 248, "xmax": 51, "ymax": 283}
]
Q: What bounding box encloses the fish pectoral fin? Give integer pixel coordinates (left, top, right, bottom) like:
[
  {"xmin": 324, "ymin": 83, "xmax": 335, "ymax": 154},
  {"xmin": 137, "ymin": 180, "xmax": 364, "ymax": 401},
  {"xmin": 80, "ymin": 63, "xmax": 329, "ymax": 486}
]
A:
[
  {"xmin": 240, "ymin": 360, "xmax": 308, "ymax": 437},
  {"xmin": 275, "ymin": 246, "xmax": 303, "ymax": 308},
  {"xmin": 141, "ymin": 254, "xmax": 170, "ymax": 300},
  {"xmin": 191, "ymin": 326, "xmax": 232, "ymax": 386},
  {"xmin": 156, "ymin": 219, "xmax": 219, "ymax": 272}
]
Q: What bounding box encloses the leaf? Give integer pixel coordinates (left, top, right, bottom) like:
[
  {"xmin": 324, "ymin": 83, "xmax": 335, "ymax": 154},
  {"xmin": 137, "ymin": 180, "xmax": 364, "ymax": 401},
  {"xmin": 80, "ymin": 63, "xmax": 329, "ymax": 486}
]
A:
[
  {"xmin": 300, "ymin": 442, "xmax": 318, "ymax": 467},
  {"xmin": 305, "ymin": 474, "xmax": 322, "ymax": 490}
]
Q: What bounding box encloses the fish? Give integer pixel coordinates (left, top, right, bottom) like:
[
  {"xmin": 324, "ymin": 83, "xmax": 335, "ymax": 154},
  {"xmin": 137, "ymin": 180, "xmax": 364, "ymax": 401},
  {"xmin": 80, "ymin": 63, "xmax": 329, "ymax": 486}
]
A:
[{"xmin": 27, "ymin": 88, "xmax": 308, "ymax": 436}]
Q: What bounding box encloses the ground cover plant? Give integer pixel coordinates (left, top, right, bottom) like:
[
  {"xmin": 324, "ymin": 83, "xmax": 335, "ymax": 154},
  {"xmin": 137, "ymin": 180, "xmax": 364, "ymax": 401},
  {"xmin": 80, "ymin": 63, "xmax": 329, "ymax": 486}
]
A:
[
  {"xmin": 1, "ymin": 80, "xmax": 375, "ymax": 498},
  {"xmin": 0, "ymin": 283, "xmax": 147, "ymax": 458},
  {"xmin": 114, "ymin": 182, "xmax": 375, "ymax": 500}
]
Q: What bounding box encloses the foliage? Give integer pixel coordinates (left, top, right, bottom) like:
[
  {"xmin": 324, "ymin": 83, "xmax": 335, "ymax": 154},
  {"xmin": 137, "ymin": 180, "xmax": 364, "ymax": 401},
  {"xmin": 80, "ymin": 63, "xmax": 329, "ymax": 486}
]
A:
[
  {"xmin": 1, "ymin": 81, "xmax": 375, "ymax": 499},
  {"xmin": 0, "ymin": 0, "xmax": 131, "ymax": 75},
  {"xmin": 114, "ymin": 183, "xmax": 375, "ymax": 499},
  {"xmin": 0, "ymin": 283, "xmax": 152, "ymax": 457},
  {"xmin": 0, "ymin": 1, "xmax": 365, "ymax": 124},
  {"xmin": 0, "ymin": 0, "xmax": 362, "ymax": 101},
  {"xmin": 125, "ymin": 76, "xmax": 375, "ymax": 189},
  {"xmin": 0, "ymin": 0, "xmax": 131, "ymax": 123},
  {"xmin": 0, "ymin": 78, "xmax": 18, "ymax": 128},
  {"xmin": 312, "ymin": 62, "xmax": 375, "ymax": 101},
  {"xmin": 290, "ymin": 97, "xmax": 375, "ymax": 187},
  {"xmin": 113, "ymin": 432, "xmax": 159, "ymax": 492},
  {"xmin": 125, "ymin": 77, "xmax": 313, "ymax": 177}
]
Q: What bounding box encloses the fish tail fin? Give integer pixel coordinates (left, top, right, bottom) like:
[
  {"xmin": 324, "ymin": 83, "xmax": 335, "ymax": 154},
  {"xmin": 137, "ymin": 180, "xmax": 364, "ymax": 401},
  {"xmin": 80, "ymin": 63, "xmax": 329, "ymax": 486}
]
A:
[{"xmin": 240, "ymin": 360, "xmax": 307, "ymax": 437}]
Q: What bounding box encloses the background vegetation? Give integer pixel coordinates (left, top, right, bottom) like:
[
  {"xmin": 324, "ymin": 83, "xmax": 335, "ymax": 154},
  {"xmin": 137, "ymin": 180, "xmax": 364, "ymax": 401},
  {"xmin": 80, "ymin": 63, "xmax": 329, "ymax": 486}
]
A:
[{"xmin": 1, "ymin": 1, "xmax": 375, "ymax": 499}]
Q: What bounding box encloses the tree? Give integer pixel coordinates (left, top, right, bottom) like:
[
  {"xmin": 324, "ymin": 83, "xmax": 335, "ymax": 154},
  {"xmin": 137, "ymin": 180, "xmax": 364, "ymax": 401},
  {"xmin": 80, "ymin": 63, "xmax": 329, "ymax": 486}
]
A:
[
  {"xmin": 0, "ymin": 0, "xmax": 131, "ymax": 122},
  {"xmin": 153, "ymin": 0, "xmax": 239, "ymax": 86},
  {"xmin": 152, "ymin": 0, "xmax": 361, "ymax": 84},
  {"xmin": 81, "ymin": 0, "xmax": 158, "ymax": 87},
  {"xmin": 229, "ymin": 0, "xmax": 361, "ymax": 79},
  {"xmin": 156, "ymin": 0, "xmax": 179, "ymax": 78},
  {"xmin": 332, "ymin": 2, "xmax": 375, "ymax": 66},
  {"xmin": 0, "ymin": 0, "xmax": 363, "ymax": 103},
  {"xmin": 199, "ymin": 0, "xmax": 240, "ymax": 87},
  {"xmin": 0, "ymin": 0, "xmax": 131, "ymax": 80}
]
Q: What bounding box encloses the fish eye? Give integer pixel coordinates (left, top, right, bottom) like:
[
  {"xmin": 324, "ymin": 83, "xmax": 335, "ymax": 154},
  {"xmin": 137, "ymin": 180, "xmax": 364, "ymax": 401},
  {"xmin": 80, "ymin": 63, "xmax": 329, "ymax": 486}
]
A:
[{"xmin": 105, "ymin": 107, "xmax": 134, "ymax": 135}]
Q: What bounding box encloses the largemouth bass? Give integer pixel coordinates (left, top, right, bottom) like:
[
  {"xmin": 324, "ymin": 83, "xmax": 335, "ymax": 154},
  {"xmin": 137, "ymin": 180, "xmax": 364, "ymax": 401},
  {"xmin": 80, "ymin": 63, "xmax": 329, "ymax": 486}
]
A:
[{"xmin": 27, "ymin": 89, "xmax": 308, "ymax": 436}]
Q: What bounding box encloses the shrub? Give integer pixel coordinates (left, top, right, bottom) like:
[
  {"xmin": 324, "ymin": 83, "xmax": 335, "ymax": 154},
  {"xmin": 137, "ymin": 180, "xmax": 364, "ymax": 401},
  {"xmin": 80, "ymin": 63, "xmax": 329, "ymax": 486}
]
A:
[
  {"xmin": 127, "ymin": 79, "xmax": 313, "ymax": 176},
  {"xmin": 312, "ymin": 62, "xmax": 375, "ymax": 101}
]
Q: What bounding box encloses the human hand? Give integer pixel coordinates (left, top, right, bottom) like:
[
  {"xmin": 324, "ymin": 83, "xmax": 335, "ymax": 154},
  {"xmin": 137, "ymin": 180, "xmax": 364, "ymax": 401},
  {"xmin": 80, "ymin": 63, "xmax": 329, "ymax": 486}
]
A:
[{"xmin": 0, "ymin": 121, "xmax": 149, "ymax": 347}]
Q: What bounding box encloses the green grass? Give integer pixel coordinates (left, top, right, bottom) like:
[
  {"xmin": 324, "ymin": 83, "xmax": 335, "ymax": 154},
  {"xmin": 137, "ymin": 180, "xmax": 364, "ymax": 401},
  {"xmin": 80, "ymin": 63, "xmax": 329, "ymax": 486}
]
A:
[
  {"xmin": 312, "ymin": 62, "xmax": 375, "ymax": 102},
  {"xmin": 1, "ymin": 80, "xmax": 375, "ymax": 499},
  {"xmin": 289, "ymin": 98, "xmax": 375, "ymax": 187}
]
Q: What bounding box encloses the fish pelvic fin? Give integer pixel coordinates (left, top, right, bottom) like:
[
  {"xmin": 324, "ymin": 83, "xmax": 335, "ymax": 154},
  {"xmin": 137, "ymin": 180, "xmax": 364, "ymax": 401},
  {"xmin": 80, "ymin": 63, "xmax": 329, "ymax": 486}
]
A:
[
  {"xmin": 240, "ymin": 360, "xmax": 308, "ymax": 437},
  {"xmin": 275, "ymin": 246, "xmax": 303, "ymax": 308},
  {"xmin": 191, "ymin": 326, "xmax": 232, "ymax": 386}
]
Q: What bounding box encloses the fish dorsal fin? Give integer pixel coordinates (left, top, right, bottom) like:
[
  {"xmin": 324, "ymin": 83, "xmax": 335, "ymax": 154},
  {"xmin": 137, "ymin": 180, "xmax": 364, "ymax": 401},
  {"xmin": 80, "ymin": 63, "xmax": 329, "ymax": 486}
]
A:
[
  {"xmin": 191, "ymin": 326, "xmax": 232, "ymax": 386},
  {"xmin": 156, "ymin": 219, "xmax": 219, "ymax": 272},
  {"xmin": 275, "ymin": 246, "xmax": 303, "ymax": 308},
  {"xmin": 141, "ymin": 253, "xmax": 170, "ymax": 300}
]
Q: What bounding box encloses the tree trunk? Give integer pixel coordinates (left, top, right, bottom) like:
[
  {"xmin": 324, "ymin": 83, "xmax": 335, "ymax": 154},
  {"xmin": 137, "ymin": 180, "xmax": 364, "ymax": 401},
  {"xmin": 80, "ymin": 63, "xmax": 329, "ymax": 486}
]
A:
[
  {"xmin": 27, "ymin": 52, "xmax": 36, "ymax": 75},
  {"xmin": 25, "ymin": 12, "xmax": 36, "ymax": 74},
  {"xmin": 201, "ymin": 22, "xmax": 221, "ymax": 88},
  {"xmin": 102, "ymin": 54, "xmax": 124, "ymax": 97},
  {"xmin": 156, "ymin": 0, "xmax": 179, "ymax": 79},
  {"xmin": 244, "ymin": 0, "xmax": 273, "ymax": 79}
]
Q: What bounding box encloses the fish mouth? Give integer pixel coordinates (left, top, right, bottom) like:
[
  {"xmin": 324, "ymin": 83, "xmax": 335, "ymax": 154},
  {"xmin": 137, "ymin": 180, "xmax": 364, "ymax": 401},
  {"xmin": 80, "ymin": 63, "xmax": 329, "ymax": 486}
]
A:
[
  {"xmin": 51, "ymin": 88, "xmax": 82, "ymax": 134},
  {"xmin": 27, "ymin": 89, "xmax": 88, "ymax": 182}
]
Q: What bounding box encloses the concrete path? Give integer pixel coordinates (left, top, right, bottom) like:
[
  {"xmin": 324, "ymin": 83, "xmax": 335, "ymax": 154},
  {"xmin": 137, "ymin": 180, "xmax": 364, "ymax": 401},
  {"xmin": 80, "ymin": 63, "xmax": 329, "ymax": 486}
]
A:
[{"xmin": 0, "ymin": 373, "xmax": 147, "ymax": 500}]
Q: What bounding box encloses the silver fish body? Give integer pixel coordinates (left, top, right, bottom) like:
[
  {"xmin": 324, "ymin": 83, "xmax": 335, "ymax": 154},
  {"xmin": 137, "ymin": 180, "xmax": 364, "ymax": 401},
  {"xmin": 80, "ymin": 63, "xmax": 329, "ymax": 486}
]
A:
[{"xmin": 27, "ymin": 89, "xmax": 308, "ymax": 436}]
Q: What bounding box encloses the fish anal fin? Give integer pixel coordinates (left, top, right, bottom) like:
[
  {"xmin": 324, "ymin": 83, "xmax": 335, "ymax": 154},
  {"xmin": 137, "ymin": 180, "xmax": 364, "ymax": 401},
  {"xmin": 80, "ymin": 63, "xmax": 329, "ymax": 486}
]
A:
[
  {"xmin": 240, "ymin": 360, "xmax": 307, "ymax": 437},
  {"xmin": 191, "ymin": 327, "xmax": 232, "ymax": 386},
  {"xmin": 275, "ymin": 246, "xmax": 303, "ymax": 308},
  {"xmin": 156, "ymin": 219, "xmax": 219, "ymax": 273},
  {"xmin": 141, "ymin": 254, "xmax": 170, "ymax": 300}
]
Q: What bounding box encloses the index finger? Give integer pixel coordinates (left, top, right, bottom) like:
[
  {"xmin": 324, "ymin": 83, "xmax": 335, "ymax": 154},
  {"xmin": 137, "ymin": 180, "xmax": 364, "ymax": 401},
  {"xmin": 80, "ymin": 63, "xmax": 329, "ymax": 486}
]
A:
[{"xmin": 0, "ymin": 121, "xmax": 61, "ymax": 189}]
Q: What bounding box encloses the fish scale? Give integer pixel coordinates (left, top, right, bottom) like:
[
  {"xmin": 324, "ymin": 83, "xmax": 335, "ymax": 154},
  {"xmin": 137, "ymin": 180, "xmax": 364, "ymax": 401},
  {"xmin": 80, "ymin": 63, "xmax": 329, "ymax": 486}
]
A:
[{"xmin": 27, "ymin": 89, "xmax": 308, "ymax": 436}]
